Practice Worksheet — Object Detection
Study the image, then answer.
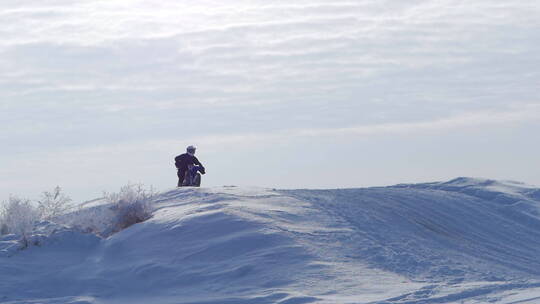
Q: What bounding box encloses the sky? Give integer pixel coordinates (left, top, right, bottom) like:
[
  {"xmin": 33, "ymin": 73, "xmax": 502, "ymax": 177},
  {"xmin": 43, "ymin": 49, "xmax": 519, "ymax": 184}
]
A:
[{"xmin": 1, "ymin": 0, "xmax": 539, "ymax": 203}]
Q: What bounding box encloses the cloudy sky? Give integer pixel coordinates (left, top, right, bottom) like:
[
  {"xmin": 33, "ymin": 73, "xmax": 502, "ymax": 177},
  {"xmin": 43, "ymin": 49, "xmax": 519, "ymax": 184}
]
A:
[{"xmin": 1, "ymin": 0, "xmax": 539, "ymax": 202}]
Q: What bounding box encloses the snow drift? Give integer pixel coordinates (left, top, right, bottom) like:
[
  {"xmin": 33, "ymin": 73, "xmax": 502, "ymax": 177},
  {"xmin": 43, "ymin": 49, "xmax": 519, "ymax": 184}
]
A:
[{"xmin": 1, "ymin": 178, "xmax": 540, "ymax": 304}]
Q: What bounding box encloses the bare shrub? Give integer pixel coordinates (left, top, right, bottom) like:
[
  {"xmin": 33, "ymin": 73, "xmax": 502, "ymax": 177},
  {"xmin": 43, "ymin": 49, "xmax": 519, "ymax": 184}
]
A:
[
  {"xmin": 0, "ymin": 223, "xmax": 8, "ymax": 235},
  {"xmin": 38, "ymin": 186, "xmax": 72, "ymax": 220},
  {"xmin": 0, "ymin": 184, "xmax": 154, "ymax": 245},
  {"xmin": 0, "ymin": 196, "xmax": 40, "ymax": 246},
  {"xmin": 104, "ymin": 183, "xmax": 154, "ymax": 235}
]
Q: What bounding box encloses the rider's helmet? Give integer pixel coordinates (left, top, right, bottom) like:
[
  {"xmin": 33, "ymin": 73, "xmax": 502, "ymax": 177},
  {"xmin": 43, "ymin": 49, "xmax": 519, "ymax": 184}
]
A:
[{"xmin": 186, "ymin": 145, "xmax": 197, "ymax": 155}]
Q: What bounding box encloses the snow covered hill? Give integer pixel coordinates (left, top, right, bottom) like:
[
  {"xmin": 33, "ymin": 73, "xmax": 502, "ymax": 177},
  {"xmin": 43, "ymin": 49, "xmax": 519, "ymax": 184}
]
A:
[{"xmin": 1, "ymin": 178, "xmax": 540, "ymax": 304}]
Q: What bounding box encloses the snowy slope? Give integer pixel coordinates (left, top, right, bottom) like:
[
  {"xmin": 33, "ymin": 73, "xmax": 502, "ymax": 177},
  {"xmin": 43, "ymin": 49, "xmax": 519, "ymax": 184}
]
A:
[{"xmin": 1, "ymin": 178, "xmax": 540, "ymax": 304}]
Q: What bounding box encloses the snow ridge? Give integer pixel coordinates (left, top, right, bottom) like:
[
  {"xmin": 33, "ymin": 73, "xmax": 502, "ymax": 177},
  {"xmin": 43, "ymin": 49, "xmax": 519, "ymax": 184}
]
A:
[{"xmin": 1, "ymin": 178, "xmax": 540, "ymax": 304}]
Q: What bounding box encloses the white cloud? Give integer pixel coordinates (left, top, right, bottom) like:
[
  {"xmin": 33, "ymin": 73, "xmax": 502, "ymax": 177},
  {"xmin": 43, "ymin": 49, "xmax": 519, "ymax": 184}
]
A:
[
  {"xmin": 24, "ymin": 104, "xmax": 538, "ymax": 155},
  {"xmin": 1, "ymin": 0, "xmax": 539, "ymax": 200}
]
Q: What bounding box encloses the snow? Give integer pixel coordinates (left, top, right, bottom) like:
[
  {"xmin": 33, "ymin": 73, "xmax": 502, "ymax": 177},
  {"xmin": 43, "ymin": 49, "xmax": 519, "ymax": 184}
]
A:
[{"xmin": 1, "ymin": 178, "xmax": 540, "ymax": 303}]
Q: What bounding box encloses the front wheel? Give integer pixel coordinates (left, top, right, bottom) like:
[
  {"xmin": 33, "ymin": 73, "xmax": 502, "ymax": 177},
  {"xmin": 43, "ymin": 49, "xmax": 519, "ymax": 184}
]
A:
[{"xmin": 193, "ymin": 173, "xmax": 201, "ymax": 187}]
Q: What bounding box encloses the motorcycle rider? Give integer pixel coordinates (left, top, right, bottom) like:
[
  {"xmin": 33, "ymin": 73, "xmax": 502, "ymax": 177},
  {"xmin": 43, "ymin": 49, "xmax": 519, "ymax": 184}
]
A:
[{"xmin": 175, "ymin": 145, "xmax": 205, "ymax": 187}]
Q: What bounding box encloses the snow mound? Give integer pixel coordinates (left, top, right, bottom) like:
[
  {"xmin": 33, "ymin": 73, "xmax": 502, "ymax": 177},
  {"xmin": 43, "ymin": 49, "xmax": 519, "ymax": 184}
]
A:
[
  {"xmin": 401, "ymin": 177, "xmax": 540, "ymax": 201},
  {"xmin": 1, "ymin": 178, "xmax": 540, "ymax": 303}
]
